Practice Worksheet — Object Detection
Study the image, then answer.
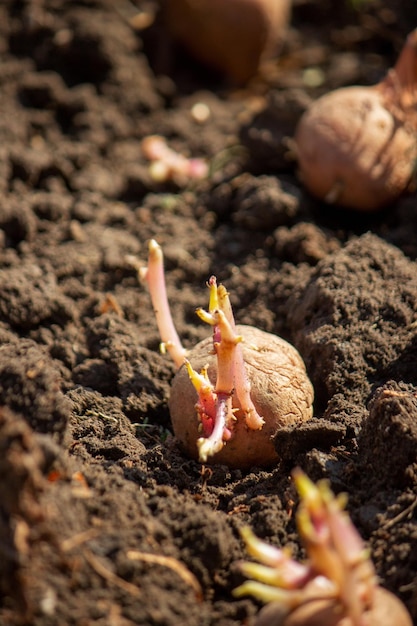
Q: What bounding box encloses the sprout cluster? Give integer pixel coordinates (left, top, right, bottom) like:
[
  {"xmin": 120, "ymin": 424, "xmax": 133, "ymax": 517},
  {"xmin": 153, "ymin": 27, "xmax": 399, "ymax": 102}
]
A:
[{"xmin": 234, "ymin": 470, "xmax": 413, "ymax": 626}]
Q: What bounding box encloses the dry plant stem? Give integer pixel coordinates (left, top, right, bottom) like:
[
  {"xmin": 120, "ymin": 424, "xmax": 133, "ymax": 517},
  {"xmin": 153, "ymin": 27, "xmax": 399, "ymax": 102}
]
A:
[
  {"xmin": 61, "ymin": 528, "xmax": 101, "ymax": 553},
  {"xmin": 127, "ymin": 550, "xmax": 203, "ymax": 600},
  {"xmin": 83, "ymin": 549, "xmax": 142, "ymax": 598},
  {"xmin": 140, "ymin": 240, "xmax": 187, "ymax": 369}
]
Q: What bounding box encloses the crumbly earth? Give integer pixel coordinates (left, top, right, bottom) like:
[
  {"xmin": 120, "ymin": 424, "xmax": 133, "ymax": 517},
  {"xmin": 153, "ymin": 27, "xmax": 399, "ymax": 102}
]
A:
[{"xmin": 1, "ymin": 1, "xmax": 417, "ymax": 625}]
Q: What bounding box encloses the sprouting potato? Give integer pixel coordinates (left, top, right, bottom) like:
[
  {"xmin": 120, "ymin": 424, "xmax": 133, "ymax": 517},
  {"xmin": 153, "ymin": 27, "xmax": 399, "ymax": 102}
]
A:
[
  {"xmin": 140, "ymin": 240, "xmax": 314, "ymax": 469},
  {"xmin": 276, "ymin": 588, "xmax": 413, "ymax": 626},
  {"xmin": 294, "ymin": 29, "xmax": 417, "ymax": 211},
  {"xmin": 169, "ymin": 324, "xmax": 313, "ymax": 469},
  {"xmin": 234, "ymin": 470, "xmax": 413, "ymax": 626}
]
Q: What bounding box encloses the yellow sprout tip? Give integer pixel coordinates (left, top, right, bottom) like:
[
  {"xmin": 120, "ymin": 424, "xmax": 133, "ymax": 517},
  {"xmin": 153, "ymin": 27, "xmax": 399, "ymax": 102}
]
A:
[
  {"xmin": 148, "ymin": 238, "xmax": 162, "ymax": 259},
  {"xmin": 292, "ymin": 468, "xmax": 317, "ymax": 501},
  {"xmin": 208, "ymin": 278, "xmax": 219, "ymax": 312}
]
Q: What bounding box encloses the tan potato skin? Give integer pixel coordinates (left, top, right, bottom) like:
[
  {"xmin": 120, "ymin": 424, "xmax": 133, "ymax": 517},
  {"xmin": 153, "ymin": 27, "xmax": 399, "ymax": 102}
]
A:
[
  {"xmin": 256, "ymin": 587, "xmax": 412, "ymax": 626},
  {"xmin": 294, "ymin": 86, "xmax": 417, "ymax": 211},
  {"xmin": 163, "ymin": 0, "xmax": 291, "ymax": 84},
  {"xmin": 169, "ymin": 325, "xmax": 314, "ymax": 469}
]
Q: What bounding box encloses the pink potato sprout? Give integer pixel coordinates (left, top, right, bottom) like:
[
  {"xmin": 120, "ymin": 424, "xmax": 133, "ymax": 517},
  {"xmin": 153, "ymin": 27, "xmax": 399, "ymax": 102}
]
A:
[
  {"xmin": 141, "ymin": 135, "xmax": 208, "ymax": 186},
  {"xmin": 234, "ymin": 469, "xmax": 412, "ymax": 626},
  {"xmin": 140, "ymin": 240, "xmax": 314, "ymax": 468}
]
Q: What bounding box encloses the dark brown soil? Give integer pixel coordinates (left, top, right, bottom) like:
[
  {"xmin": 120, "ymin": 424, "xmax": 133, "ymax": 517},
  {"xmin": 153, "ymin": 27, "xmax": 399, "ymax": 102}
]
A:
[{"xmin": 1, "ymin": 1, "xmax": 417, "ymax": 625}]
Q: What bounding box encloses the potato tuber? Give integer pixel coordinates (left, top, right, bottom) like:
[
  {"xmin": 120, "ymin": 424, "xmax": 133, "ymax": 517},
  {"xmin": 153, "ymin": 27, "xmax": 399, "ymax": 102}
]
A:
[
  {"xmin": 264, "ymin": 587, "xmax": 413, "ymax": 626},
  {"xmin": 170, "ymin": 322, "xmax": 313, "ymax": 468},
  {"xmin": 294, "ymin": 29, "xmax": 417, "ymax": 211},
  {"xmin": 140, "ymin": 240, "xmax": 313, "ymax": 468},
  {"xmin": 162, "ymin": 0, "xmax": 291, "ymax": 85},
  {"xmin": 234, "ymin": 469, "xmax": 413, "ymax": 626}
]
